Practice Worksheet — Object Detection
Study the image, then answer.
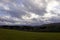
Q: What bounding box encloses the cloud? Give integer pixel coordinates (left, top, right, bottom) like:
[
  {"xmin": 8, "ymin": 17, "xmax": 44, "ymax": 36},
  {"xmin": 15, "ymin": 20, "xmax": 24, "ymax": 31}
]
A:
[{"xmin": 0, "ymin": 0, "xmax": 60, "ymax": 25}]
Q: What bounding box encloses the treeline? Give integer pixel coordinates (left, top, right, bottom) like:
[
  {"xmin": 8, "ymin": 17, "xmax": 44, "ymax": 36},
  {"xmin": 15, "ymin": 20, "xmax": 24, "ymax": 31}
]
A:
[{"xmin": 0, "ymin": 23, "xmax": 60, "ymax": 32}]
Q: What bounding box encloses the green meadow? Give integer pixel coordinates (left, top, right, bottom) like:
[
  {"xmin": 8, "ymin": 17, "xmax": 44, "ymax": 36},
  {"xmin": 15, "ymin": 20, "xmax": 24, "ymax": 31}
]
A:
[{"xmin": 0, "ymin": 28, "xmax": 60, "ymax": 40}]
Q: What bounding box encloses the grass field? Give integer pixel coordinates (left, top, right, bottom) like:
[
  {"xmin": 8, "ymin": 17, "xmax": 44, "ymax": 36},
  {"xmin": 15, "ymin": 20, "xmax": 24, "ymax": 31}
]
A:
[{"xmin": 0, "ymin": 28, "xmax": 60, "ymax": 40}]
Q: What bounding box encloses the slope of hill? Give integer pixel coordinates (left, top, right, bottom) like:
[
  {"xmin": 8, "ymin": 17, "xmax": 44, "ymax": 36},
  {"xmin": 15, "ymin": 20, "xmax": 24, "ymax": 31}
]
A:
[
  {"xmin": 39, "ymin": 23, "xmax": 60, "ymax": 32},
  {"xmin": 0, "ymin": 28, "xmax": 60, "ymax": 40}
]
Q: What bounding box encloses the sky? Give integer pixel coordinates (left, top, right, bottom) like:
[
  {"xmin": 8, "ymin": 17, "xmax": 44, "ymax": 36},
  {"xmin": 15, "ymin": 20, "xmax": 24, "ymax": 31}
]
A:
[{"xmin": 0, "ymin": 0, "xmax": 60, "ymax": 25}]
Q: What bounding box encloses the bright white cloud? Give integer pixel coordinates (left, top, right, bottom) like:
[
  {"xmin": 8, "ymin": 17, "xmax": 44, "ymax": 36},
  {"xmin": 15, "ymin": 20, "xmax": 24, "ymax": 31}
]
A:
[
  {"xmin": 30, "ymin": 0, "xmax": 46, "ymax": 9},
  {"xmin": 22, "ymin": 12, "xmax": 39, "ymax": 20},
  {"xmin": 0, "ymin": 3, "xmax": 10, "ymax": 10},
  {"xmin": 46, "ymin": 0, "xmax": 59, "ymax": 12},
  {"xmin": 3, "ymin": 6, "xmax": 10, "ymax": 10}
]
